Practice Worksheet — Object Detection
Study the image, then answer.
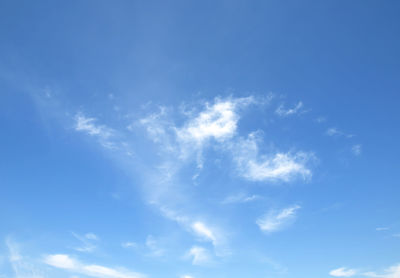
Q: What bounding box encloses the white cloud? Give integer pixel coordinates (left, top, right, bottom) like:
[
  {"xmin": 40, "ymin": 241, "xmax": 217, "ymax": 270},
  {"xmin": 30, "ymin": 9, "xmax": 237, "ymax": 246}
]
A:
[
  {"xmin": 326, "ymin": 128, "xmax": 354, "ymax": 138},
  {"xmin": 191, "ymin": 222, "xmax": 217, "ymax": 245},
  {"xmin": 137, "ymin": 106, "xmax": 171, "ymax": 144},
  {"xmin": 330, "ymin": 264, "xmax": 400, "ymax": 278},
  {"xmin": 376, "ymin": 227, "xmax": 389, "ymax": 231},
  {"xmin": 275, "ymin": 101, "xmax": 304, "ymax": 117},
  {"xmin": 5, "ymin": 238, "xmax": 44, "ymax": 278},
  {"xmin": 221, "ymin": 193, "xmax": 261, "ymax": 204},
  {"xmin": 71, "ymin": 232, "xmax": 98, "ymax": 253},
  {"xmin": 121, "ymin": 242, "xmax": 137, "ymax": 249},
  {"xmin": 45, "ymin": 254, "xmax": 78, "ymax": 269},
  {"xmin": 256, "ymin": 205, "xmax": 301, "ymax": 233},
  {"xmin": 44, "ymin": 254, "xmax": 145, "ymax": 278},
  {"xmin": 74, "ymin": 113, "xmax": 115, "ymax": 149},
  {"xmin": 145, "ymin": 235, "xmax": 165, "ymax": 257},
  {"xmin": 186, "ymin": 246, "xmax": 211, "ymax": 265},
  {"xmin": 85, "ymin": 233, "xmax": 99, "ymax": 241},
  {"xmin": 330, "ymin": 267, "xmax": 357, "ymax": 277},
  {"xmin": 232, "ymin": 133, "xmax": 313, "ymax": 182},
  {"xmin": 363, "ymin": 264, "xmax": 400, "ymax": 278},
  {"xmin": 176, "ymin": 97, "xmax": 254, "ymax": 147},
  {"xmin": 181, "ymin": 275, "xmax": 194, "ymax": 278},
  {"xmin": 352, "ymin": 144, "xmax": 362, "ymax": 156}
]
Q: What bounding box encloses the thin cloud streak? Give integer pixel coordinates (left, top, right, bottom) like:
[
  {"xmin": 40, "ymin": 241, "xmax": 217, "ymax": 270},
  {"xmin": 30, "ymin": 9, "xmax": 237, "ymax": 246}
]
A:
[
  {"xmin": 256, "ymin": 205, "xmax": 301, "ymax": 233},
  {"xmin": 44, "ymin": 254, "xmax": 145, "ymax": 278}
]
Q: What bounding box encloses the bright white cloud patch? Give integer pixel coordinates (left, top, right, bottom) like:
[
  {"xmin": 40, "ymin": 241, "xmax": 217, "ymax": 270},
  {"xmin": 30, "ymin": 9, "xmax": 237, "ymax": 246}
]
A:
[
  {"xmin": 329, "ymin": 267, "xmax": 357, "ymax": 277},
  {"xmin": 44, "ymin": 254, "xmax": 144, "ymax": 278},
  {"xmin": 233, "ymin": 133, "xmax": 312, "ymax": 182},
  {"xmin": 191, "ymin": 221, "xmax": 217, "ymax": 245},
  {"xmin": 176, "ymin": 97, "xmax": 253, "ymax": 145},
  {"xmin": 256, "ymin": 205, "xmax": 301, "ymax": 233}
]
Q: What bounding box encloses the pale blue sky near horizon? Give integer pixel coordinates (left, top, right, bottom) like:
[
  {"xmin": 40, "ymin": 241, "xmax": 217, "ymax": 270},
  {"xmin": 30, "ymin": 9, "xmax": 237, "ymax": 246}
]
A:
[{"xmin": 1, "ymin": 1, "xmax": 400, "ymax": 278}]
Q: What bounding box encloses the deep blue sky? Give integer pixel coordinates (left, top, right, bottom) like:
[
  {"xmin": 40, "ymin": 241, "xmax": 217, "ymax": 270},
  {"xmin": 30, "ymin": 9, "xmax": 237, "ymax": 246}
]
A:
[{"xmin": 1, "ymin": 1, "xmax": 400, "ymax": 278}]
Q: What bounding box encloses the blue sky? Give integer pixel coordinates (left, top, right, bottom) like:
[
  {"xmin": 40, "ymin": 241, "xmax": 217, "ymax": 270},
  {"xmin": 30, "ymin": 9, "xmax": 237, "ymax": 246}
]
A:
[{"xmin": 1, "ymin": 1, "xmax": 400, "ymax": 278}]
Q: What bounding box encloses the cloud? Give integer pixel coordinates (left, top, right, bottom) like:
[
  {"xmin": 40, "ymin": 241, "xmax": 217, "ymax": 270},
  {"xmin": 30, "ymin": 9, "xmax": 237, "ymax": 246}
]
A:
[
  {"xmin": 71, "ymin": 96, "xmax": 313, "ymax": 259},
  {"xmin": 221, "ymin": 193, "xmax": 261, "ymax": 204},
  {"xmin": 326, "ymin": 128, "xmax": 354, "ymax": 138},
  {"xmin": 275, "ymin": 101, "xmax": 304, "ymax": 117},
  {"xmin": 145, "ymin": 235, "xmax": 165, "ymax": 257},
  {"xmin": 352, "ymin": 144, "xmax": 362, "ymax": 156},
  {"xmin": 191, "ymin": 222, "xmax": 217, "ymax": 245},
  {"xmin": 232, "ymin": 133, "xmax": 313, "ymax": 182},
  {"xmin": 181, "ymin": 275, "xmax": 194, "ymax": 278},
  {"xmin": 376, "ymin": 227, "xmax": 389, "ymax": 231},
  {"xmin": 5, "ymin": 238, "xmax": 44, "ymax": 278},
  {"xmin": 176, "ymin": 97, "xmax": 254, "ymax": 146},
  {"xmin": 44, "ymin": 254, "xmax": 145, "ymax": 278},
  {"xmin": 256, "ymin": 205, "xmax": 301, "ymax": 233},
  {"xmin": 329, "ymin": 264, "xmax": 400, "ymax": 278},
  {"xmin": 329, "ymin": 267, "xmax": 357, "ymax": 277},
  {"xmin": 71, "ymin": 232, "xmax": 99, "ymax": 253},
  {"xmin": 121, "ymin": 242, "xmax": 137, "ymax": 249},
  {"xmin": 363, "ymin": 264, "xmax": 400, "ymax": 278},
  {"xmin": 315, "ymin": 116, "xmax": 327, "ymax": 123},
  {"xmin": 186, "ymin": 246, "xmax": 211, "ymax": 265},
  {"xmin": 74, "ymin": 113, "xmax": 116, "ymax": 149}
]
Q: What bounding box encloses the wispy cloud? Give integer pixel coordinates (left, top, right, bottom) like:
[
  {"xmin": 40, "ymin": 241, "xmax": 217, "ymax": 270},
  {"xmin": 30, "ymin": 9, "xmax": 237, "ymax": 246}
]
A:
[
  {"xmin": 256, "ymin": 205, "xmax": 301, "ymax": 233},
  {"xmin": 121, "ymin": 242, "xmax": 138, "ymax": 249},
  {"xmin": 69, "ymin": 96, "xmax": 314, "ymax": 258},
  {"xmin": 44, "ymin": 254, "xmax": 145, "ymax": 278},
  {"xmin": 275, "ymin": 101, "xmax": 304, "ymax": 117},
  {"xmin": 74, "ymin": 113, "xmax": 116, "ymax": 149},
  {"xmin": 330, "ymin": 263, "xmax": 400, "ymax": 278},
  {"xmin": 221, "ymin": 193, "xmax": 261, "ymax": 204},
  {"xmin": 186, "ymin": 246, "xmax": 211, "ymax": 266},
  {"xmin": 5, "ymin": 238, "xmax": 44, "ymax": 278},
  {"xmin": 329, "ymin": 267, "xmax": 357, "ymax": 277},
  {"xmin": 352, "ymin": 144, "xmax": 362, "ymax": 156},
  {"xmin": 376, "ymin": 227, "xmax": 389, "ymax": 231},
  {"xmin": 362, "ymin": 264, "xmax": 400, "ymax": 278},
  {"xmin": 71, "ymin": 232, "xmax": 99, "ymax": 253},
  {"xmin": 326, "ymin": 128, "xmax": 354, "ymax": 138},
  {"xmin": 145, "ymin": 235, "xmax": 165, "ymax": 257}
]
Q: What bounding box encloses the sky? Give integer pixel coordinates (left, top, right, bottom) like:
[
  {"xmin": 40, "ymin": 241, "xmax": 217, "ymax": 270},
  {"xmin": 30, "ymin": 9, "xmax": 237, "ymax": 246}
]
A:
[{"xmin": 1, "ymin": 1, "xmax": 400, "ymax": 278}]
